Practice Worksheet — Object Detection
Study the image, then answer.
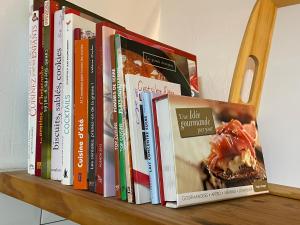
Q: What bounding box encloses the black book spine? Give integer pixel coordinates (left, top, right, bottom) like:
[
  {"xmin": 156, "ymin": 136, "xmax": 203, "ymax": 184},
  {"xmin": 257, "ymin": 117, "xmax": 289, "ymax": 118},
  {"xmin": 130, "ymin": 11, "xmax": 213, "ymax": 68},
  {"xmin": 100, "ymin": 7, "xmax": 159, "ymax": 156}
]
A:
[{"xmin": 88, "ymin": 38, "xmax": 96, "ymax": 192}]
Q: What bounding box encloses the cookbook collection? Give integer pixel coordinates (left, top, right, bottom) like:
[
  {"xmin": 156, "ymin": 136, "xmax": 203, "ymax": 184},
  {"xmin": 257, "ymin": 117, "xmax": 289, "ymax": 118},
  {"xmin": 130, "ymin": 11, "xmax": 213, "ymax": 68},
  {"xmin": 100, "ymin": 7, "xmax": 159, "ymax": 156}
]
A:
[{"xmin": 27, "ymin": 0, "xmax": 268, "ymax": 208}]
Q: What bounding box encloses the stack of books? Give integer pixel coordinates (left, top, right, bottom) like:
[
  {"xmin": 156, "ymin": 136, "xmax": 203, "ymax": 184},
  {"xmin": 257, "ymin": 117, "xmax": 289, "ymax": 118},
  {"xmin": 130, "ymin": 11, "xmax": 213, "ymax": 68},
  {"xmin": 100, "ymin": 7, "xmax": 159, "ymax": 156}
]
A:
[{"xmin": 27, "ymin": 0, "xmax": 268, "ymax": 208}]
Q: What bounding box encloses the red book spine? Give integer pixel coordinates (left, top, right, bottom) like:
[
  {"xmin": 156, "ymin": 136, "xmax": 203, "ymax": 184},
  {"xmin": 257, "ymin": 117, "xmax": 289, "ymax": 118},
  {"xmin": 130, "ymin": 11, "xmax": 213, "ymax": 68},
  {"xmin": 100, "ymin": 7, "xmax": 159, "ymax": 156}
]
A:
[
  {"xmin": 95, "ymin": 25, "xmax": 104, "ymax": 194},
  {"xmin": 35, "ymin": 6, "xmax": 44, "ymax": 177},
  {"xmin": 152, "ymin": 98, "xmax": 166, "ymax": 206}
]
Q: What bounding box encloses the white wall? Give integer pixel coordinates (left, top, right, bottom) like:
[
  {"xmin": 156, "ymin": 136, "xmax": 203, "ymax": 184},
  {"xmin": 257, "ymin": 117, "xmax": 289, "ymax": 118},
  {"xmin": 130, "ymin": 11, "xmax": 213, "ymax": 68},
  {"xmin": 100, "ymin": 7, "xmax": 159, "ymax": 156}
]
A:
[
  {"xmin": 258, "ymin": 5, "xmax": 300, "ymax": 188},
  {"xmin": 159, "ymin": 0, "xmax": 300, "ymax": 189},
  {"xmin": 71, "ymin": 0, "xmax": 161, "ymax": 40},
  {"xmin": 159, "ymin": 0, "xmax": 255, "ymax": 101},
  {"xmin": 0, "ymin": 0, "xmax": 29, "ymax": 170}
]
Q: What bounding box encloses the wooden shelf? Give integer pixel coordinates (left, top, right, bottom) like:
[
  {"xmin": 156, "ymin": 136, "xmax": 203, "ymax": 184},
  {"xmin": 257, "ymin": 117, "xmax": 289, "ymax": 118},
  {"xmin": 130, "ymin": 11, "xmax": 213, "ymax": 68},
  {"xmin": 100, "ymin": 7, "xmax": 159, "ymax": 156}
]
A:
[{"xmin": 0, "ymin": 171, "xmax": 300, "ymax": 225}]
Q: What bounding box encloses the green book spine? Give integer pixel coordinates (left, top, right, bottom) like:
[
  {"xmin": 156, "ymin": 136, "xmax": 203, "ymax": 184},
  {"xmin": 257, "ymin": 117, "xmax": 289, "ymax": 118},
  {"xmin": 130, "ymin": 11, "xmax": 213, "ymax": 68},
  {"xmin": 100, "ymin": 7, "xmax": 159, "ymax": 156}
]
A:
[
  {"xmin": 115, "ymin": 34, "xmax": 127, "ymax": 200},
  {"xmin": 41, "ymin": 0, "xmax": 58, "ymax": 178}
]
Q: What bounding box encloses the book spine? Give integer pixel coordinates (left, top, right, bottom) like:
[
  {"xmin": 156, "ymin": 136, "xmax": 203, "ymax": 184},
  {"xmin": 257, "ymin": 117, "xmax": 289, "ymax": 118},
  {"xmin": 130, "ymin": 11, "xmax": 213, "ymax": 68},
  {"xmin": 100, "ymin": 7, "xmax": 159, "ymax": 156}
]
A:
[
  {"xmin": 142, "ymin": 93, "xmax": 160, "ymax": 204},
  {"xmin": 28, "ymin": 10, "xmax": 39, "ymax": 175},
  {"xmin": 88, "ymin": 38, "xmax": 96, "ymax": 192},
  {"xmin": 50, "ymin": 9, "xmax": 63, "ymax": 180},
  {"xmin": 152, "ymin": 99, "xmax": 166, "ymax": 206},
  {"xmin": 95, "ymin": 28, "xmax": 104, "ymax": 195},
  {"xmin": 61, "ymin": 14, "xmax": 74, "ymax": 185},
  {"xmin": 110, "ymin": 35, "xmax": 120, "ymax": 198},
  {"xmin": 35, "ymin": 6, "xmax": 44, "ymax": 177},
  {"xmin": 41, "ymin": 0, "xmax": 59, "ymax": 179},
  {"xmin": 73, "ymin": 39, "xmax": 89, "ymax": 190},
  {"xmin": 114, "ymin": 35, "xmax": 127, "ymax": 200}
]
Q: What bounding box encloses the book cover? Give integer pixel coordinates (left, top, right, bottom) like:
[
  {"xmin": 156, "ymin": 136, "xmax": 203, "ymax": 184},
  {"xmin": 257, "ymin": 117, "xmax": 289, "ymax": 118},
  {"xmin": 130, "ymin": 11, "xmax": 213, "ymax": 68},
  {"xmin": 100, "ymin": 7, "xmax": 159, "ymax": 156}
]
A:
[
  {"xmin": 95, "ymin": 22, "xmax": 124, "ymax": 197},
  {"xmin": 114, "ymin": 31, "xmax": 199, "ymax": 204},
  {"xmin": 41, "ymin": 0, "xmax": 60, "ymax": 179},
  {"xmin": 88, "ymin": 37, "xmax": 96, "ymax": 192},
  {"xmin": 28, "ymin": 10, "xmax": 39, "ymax": 175},
  {"xmin": 51, "ymin": 9, "xmax": 63, "ymax": 181},
  {"xmin": 153, "ymin": 95, "xmax": 268, "ymax": 208},
  {"xmin": 73, "ymin": 38, "xmax": 89, "ymax": 190},
  {"xmin": 125, "ymin": 75, "xmax": 181, "ymax": 204},
  {"xmin": 61, "ymin": 13, "xmax": 95, "ymax": 185}
]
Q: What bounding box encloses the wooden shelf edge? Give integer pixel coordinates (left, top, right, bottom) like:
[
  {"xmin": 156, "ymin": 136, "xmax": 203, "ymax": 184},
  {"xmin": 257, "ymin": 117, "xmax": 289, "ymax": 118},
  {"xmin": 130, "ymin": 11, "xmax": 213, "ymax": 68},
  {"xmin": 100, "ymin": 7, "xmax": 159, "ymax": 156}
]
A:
[
  {"xmin": 1, "ymin": 171, "xmax": 300, "ymax": 225},
  {"xmin": 0, "ymin": 171, "xmax": 176, "ymax": 225},
  {"xmin": 269, "ymin": 183, "xmax": 300, "ymax": 200}
]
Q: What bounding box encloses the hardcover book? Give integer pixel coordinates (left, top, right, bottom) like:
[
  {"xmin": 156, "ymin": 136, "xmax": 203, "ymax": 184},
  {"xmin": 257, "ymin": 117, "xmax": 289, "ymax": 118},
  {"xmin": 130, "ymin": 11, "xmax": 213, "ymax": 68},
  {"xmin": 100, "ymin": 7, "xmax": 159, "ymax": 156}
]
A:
[
  {"xmin": 41, "ymin": 0, "xmax": 60, "ymax": 179},
  {"xmin": 88, "ymin": 37, "xmax": 96, "ymax": 192},
  {"xmin": 153, "ymin": 95, "xmax": 268, "ymax": 208},
  {"xmin": 73, "ymin": 37, "xmax": 89, "ymax": 190},
  {"xmin": 35, "ymin": 6, "xmax": 44, "ymax": 177},
  {"xmin": 114, "ymin": 31, "xmax": 199, "ymax": 204},
  {"xmin": 95, "ymin": 22, "xmax": 124, "ymax": 197},
  {"xmin": 61, "ymin": 13, "xmax": 96, "ymax": 185},
  {"xmin": 28, "ymin": 9, "xmax": 39, "ymax": 175},
  {"xmin": 51, "ymin": 9, "xmax": 64, "ymax": 181},
  {"xmin": 125, "ymin": 75, "xmax": 181, "ymax": 204}
]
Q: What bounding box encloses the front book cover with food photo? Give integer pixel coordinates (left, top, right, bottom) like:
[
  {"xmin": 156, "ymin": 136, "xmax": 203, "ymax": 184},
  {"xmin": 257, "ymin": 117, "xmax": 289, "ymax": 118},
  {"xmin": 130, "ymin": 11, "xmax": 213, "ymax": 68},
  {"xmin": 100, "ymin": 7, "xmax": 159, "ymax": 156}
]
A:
[{"xmin": 153, "ymin": 95, "xmax": 268, "ymax": 208}]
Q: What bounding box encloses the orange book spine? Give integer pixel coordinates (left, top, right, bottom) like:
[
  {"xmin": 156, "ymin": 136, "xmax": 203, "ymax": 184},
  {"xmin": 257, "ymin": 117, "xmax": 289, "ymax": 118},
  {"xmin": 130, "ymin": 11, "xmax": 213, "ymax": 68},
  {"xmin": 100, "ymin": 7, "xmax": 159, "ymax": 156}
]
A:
[{"xmin": 73, "ymin": 39, "xmax": 89, "ymax": 189}]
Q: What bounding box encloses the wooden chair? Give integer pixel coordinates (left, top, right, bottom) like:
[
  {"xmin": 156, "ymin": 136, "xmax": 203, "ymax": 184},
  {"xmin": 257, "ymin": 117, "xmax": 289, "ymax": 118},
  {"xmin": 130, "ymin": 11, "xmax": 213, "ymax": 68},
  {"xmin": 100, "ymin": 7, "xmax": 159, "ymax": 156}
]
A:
[{"xmin": 229, "ymin": 0, "xmax": 300, "ymax": 199}]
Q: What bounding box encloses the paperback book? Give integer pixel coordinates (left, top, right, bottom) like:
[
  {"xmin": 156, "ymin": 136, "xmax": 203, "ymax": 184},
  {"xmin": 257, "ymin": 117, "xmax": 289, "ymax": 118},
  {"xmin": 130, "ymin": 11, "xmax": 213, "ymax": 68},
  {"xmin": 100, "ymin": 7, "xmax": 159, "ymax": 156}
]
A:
[
  {"xmin": 141, "ymin": 92, "xmax": 161, "ymax": 204},
  {"xmin": 153, "ymin": 95, "xmax": 268, "ymax": 208}
]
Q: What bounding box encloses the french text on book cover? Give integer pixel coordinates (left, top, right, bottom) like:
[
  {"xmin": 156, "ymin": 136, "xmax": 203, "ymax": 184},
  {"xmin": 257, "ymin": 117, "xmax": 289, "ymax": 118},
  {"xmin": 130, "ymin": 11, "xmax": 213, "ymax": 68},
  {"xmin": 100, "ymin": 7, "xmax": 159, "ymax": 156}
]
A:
[{"xmin": 167, "ymin": 96, "xmax": 267, "ymax": 207}]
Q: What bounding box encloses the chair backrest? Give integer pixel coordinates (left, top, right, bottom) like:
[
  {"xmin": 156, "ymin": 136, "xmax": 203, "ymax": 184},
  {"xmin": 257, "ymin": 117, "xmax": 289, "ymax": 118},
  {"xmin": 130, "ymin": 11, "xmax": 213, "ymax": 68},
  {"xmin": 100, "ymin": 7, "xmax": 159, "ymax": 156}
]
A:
[{"xmin": 229, "ymin": 0, "xmax": 300, "ymax": 114}]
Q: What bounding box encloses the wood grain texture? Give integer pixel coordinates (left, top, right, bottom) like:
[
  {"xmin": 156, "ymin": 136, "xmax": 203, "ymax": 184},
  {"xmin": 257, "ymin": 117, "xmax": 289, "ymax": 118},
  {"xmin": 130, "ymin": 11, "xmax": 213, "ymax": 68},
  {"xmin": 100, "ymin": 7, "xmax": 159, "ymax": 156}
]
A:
[
  {"xmin": 272, "ymin": 0, "xmax": 300, "ymax": 7},
  {"xmin": 269, "ymin": 183, "xmax": 300, "ymax": 200},
  {"xmin": 1, "ymin": 171, "xmax": 300, "ymax": 225},
  {"xmin": 229, "ymin": 0, "xmax": 277, "ymax": 115}
]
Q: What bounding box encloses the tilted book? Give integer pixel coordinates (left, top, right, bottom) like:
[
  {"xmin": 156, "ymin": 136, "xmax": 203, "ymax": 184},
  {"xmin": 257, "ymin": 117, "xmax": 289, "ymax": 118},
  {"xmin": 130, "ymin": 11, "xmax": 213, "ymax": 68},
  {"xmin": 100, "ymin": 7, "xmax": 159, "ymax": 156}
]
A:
[
  {"xmin": 114, "ymin": 31, "xmax": 199, "ymax": 204},
  {"xmin": 51, "ymin": 9, "xmax": 63, "ymax": 181},
  {"xmin": 28, "ymin": 9, "xmax": 39, "ymax": 175},
  {"xmin": 61, "ymin": 13, "xmax": 95, "ymax": 185},
  {"xmin": 153, "ymin": 95, "xmax": 268, "ymax": 208},
  {"xmin": 125, "ymin": 75, "xmax": 181, "ymax": 204}
]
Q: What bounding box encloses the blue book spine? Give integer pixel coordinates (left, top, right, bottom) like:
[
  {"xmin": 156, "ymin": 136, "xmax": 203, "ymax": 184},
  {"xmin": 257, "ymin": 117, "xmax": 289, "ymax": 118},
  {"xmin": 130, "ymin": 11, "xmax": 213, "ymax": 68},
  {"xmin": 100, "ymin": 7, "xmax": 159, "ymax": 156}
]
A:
[{"xmin": 142, "ymin": 92, "xmax": 160, "ymax": 204}]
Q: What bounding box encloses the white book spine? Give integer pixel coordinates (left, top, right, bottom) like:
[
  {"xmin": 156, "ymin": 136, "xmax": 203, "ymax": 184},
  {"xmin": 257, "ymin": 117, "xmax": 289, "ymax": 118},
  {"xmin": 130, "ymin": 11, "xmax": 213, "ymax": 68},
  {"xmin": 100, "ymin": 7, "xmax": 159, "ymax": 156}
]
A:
[
  {"xmin": 27, "ymin": 10, "xmax": 39, "ymax": 175},
  {"xmin": 61, "ymin": 13, "xmax": 74, "ymax": 185},
  {"xmin": 51, "ymin": 10, "xmax": 64, "ymax": 180}
]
